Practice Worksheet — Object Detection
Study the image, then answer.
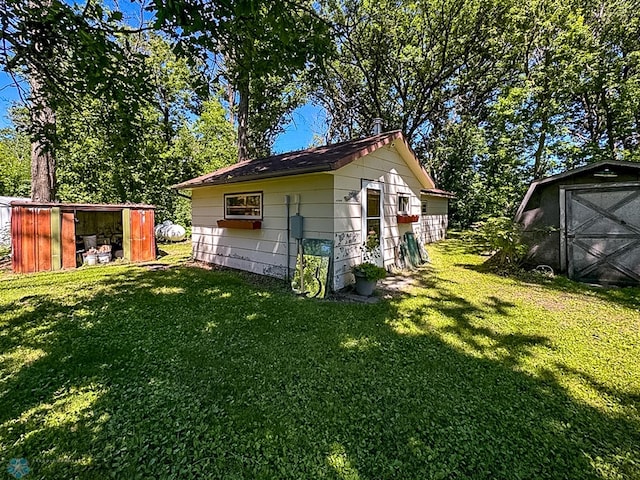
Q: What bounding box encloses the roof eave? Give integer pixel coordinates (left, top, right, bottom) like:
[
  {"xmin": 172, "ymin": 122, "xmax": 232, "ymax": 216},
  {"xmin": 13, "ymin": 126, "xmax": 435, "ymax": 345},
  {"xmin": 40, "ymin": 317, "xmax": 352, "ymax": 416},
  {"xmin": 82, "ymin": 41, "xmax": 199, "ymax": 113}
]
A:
[
  {"xmin": 421, "ymin": 189, "xmax": 456, "ymax": 199},
  {"xmin": 173, "ymin": 164, "xmax": 334, "ymax": 189},
  {"xmin": 534, "ymin": 160, "xmax": 640, "ymax": 187}
]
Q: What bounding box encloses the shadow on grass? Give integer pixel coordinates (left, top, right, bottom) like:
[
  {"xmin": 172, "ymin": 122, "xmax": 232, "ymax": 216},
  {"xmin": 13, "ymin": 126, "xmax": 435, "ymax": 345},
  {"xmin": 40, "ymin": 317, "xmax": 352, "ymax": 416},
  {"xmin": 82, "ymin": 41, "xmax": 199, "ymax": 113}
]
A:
[
  {"xmin": 438, "ymin": 238, "xmax": 640, "ymax": 311},
  {"xmin": 455, "ymin": 259, "xmax": 640, "ymax": 312},
  {"xmin": 0, "ymin": 263, "xmax": 638, "ymax": 479},
  {"xmin": 437, "ymin": 232, "xmax": 490, "ymax": 256}
]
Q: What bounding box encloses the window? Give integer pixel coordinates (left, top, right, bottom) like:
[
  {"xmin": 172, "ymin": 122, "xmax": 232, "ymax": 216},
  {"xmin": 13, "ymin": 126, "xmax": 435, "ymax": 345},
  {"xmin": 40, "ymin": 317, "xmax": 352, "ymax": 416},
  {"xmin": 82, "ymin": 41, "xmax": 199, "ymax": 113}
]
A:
[
  {"xmin": 421, "ymin": 200, "xmax": 428, "ymax": 215},
  {"xmin": 224, "ymin": 192, "xmax": 262, "ymax": 219},
  {"xmin": 398, "ymin": 195, "xmax": 410, "ymax": 214}
]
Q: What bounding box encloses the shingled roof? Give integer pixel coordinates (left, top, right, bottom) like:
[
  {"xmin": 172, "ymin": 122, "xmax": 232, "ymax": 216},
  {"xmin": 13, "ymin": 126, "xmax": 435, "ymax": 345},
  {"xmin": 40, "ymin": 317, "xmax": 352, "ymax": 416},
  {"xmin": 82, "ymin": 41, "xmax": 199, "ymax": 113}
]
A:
[{"xmin": 174, "ymin": 130, "xmax": 414, "ymax": 189}]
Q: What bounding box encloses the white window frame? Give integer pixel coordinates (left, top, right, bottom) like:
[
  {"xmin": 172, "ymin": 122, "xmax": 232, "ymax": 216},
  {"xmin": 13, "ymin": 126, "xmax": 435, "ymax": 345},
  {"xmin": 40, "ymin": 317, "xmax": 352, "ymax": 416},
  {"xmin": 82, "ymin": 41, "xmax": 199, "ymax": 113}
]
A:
[
  {"xmin": 361, "ymin": 179, "xmax": 384, "ymax": 266},
  {"xmin": 398, "ymin": 194, "xmax": 410, "ymax": 214},
  {"xmin": 224, "ymin": 192, "xmax": 263, "ymax": 220},
  {"xmin": 421, "ymin": 200, "xmax": 428, "ymax": 215}
]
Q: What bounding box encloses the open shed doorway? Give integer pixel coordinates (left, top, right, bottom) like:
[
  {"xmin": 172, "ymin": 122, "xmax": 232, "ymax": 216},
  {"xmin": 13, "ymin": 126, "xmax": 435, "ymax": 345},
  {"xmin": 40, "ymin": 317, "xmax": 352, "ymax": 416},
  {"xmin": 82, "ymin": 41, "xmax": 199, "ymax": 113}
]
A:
[{"xmin": 73, "ymin": 210, "xmax": 126, "ymax": 266}]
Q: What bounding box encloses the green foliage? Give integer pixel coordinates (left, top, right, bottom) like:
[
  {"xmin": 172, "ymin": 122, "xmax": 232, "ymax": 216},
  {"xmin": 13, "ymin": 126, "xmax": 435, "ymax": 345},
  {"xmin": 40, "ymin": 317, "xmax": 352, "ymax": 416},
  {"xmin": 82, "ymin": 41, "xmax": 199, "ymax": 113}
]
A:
[
  {"xmin": 1, "ymin": 241, "xmax": 638, "ymax": 478},
  {"xmin": 0, "ymin": 0, "xmax": 149, "ymax": 203},
  {"xmin": 316, "ymin": 0, "xmax": 640, "ymax": 227},
  {"xmin": 53, "ymin": 36, "xmax": 236, "ymax": 224},
  {"xmin": 317, "ymin": 0, "xmax": 508, "ymax": 141},
  {"xmin": 0, "ymin": 0, "xmax": 147, "ymax": 107},
  {"xmin": 352, "ymin": 261, "xmax": 387, "ymax": 281},
  {"xmin": 475, "ymin": 217, "xmax": 529, "ymax": 270},
  {"xmin": 193, "ymin": 99, "xmax": 238, "ymax": 171},
  {"xmin": 153, "ymin": 0, "xmax": 332, "ymax": 159},
  {"xmin": 0, "ymin": 127, "xmax": 30, "ymax": 196}
]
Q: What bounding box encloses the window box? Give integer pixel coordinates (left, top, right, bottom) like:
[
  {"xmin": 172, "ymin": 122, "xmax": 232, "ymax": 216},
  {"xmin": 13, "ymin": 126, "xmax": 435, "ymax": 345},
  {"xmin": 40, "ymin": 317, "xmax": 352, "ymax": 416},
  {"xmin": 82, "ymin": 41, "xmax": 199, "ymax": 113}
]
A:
[
  {"xmin": 397, "ymin": 214, "xmax": 419, "ymax": 224},
  {"xmin": 217, "ymin": 219, "xmax": 262, "ymax": 229}
]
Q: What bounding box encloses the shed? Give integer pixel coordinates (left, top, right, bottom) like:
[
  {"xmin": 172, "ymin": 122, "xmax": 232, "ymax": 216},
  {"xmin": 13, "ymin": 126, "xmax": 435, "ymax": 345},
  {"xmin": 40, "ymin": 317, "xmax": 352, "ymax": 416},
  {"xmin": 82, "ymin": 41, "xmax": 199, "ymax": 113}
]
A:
[
  {"xmin": 1, "ymin": 196, "xmax": 29, "ymax": 246},
  {"xmin": 515, "ymin": 160, "xmax": 640, "ymax": 285},
  {"xmin": 11, "ymin": 202, "xmax": 156, "ymax": 274},
  {"xmin": 174, "ymin": 131, "xmax": 453, "ymax": 290}
]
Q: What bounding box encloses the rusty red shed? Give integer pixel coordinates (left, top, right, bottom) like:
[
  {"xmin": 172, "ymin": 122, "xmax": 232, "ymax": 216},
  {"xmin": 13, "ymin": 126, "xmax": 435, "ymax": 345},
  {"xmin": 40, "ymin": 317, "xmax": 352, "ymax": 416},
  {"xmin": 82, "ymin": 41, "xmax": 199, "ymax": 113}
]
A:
[{"xmin": 10, "ymin": 201, "xmax": 156, "ymax": 274}]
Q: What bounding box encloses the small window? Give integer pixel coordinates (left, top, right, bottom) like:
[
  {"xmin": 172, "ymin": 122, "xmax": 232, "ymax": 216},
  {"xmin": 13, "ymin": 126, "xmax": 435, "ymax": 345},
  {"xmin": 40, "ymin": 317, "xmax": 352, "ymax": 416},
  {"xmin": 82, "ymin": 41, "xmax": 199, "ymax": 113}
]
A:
[
  {"xmin": 421, "ymin": 200, "xmax": 428, "ymax": 215},
  {"xmin": 224, "ymin": 192, "xmax": 263, "ymax": 219},
  {"xmin": 398, "ymin": 195, "xmax": 410, "ymax": 214}
]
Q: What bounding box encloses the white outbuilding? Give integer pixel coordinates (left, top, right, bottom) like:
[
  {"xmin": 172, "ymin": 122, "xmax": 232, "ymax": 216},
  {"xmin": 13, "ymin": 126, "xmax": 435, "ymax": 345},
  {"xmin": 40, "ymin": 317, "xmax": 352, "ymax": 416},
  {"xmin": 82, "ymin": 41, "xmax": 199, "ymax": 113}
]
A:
[{"xmin": 174, "ymin": 131, "xmax": 453, "ymax": 291}]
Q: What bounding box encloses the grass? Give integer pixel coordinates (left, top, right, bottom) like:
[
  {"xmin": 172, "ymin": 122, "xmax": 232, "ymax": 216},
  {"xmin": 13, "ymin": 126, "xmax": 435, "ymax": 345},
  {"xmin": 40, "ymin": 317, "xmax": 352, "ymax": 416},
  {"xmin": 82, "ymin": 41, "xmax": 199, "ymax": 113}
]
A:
[{"xmin": 0, "ymin": 240, "xmax": 638, "ymax": 479}]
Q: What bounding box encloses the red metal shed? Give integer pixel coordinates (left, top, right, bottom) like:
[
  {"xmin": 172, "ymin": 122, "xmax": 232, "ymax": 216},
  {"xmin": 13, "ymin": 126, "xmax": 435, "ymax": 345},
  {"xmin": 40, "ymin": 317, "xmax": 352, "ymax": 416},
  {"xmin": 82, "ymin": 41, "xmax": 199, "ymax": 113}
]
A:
[{"xmin": 11, "ymin": 202, "xmax": 156, "ymax": 274}]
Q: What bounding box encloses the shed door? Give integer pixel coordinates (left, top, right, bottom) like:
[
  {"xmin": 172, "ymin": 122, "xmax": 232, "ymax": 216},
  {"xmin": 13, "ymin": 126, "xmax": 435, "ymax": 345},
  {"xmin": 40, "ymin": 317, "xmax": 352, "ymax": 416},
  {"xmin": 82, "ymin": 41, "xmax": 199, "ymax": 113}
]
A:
[
  {"xmin": 565, "ymin": 184, "xmax": 640, "ymax": 285},
  {"xmin": 129, "ymin": 209, "xmax": 156, "ymax": 262}
]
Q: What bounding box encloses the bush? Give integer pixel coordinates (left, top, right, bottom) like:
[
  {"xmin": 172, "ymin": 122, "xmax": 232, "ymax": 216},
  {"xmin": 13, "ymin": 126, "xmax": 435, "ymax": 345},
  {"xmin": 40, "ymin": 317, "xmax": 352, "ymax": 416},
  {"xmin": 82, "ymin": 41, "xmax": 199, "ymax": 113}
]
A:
[
  {"xmin": 475, "ymin": 217, "xmax": 528, "ymax": 270},
  {"xmin": 0, "ymin": 224, "xmax": 10, "ymax": 259}
]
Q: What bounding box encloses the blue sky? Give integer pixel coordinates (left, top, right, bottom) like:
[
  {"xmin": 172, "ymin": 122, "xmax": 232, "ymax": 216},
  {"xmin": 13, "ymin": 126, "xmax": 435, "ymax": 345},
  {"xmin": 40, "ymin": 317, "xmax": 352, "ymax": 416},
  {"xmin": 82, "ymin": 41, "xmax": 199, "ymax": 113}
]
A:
[
  {"xmin": 273, "ymin": 103, "xmax": 326, "ymax": 153},
  {"xmin": 0, "ymin": 73, "xmax": 22, "ymax": 127},
  {"xmin": 0, "ymin": 70, "xmax": 322, "ymax": 153}
]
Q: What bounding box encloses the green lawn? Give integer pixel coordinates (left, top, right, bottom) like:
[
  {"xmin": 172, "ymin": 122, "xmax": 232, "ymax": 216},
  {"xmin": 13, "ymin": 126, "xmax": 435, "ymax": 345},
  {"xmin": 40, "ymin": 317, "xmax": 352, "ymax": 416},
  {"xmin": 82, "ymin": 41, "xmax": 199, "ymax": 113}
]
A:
[{"xmin": 1, "ymin": 240, "xmax": 638, "ymax": 479}]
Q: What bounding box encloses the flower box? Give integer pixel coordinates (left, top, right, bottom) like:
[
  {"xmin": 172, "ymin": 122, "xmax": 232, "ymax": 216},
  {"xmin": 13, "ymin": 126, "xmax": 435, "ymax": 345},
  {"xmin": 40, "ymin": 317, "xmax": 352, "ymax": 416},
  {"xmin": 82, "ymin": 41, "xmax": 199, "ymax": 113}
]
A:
[
  {"xmin": 397, "ymin": 214, "xmax": 419, "ymax": 224},
  {"xmin": 217, "ymin": 219, "xmax": 262, "ymax": 229}
]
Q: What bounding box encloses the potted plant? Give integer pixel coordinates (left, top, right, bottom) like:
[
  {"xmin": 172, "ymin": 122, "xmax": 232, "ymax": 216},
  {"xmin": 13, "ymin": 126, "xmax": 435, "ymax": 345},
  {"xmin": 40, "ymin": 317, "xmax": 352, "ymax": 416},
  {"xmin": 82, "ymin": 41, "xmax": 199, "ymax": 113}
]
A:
[{"xmin": 352, "ymin": 262, "xmax": 387, "ymax": 296}]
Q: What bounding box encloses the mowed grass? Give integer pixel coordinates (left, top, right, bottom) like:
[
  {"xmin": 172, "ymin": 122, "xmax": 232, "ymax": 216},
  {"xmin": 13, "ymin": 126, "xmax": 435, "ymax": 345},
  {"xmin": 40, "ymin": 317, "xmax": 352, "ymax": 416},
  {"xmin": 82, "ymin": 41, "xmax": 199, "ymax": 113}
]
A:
[{"xmin": 0, "ymin": 240, "xmax": 638, "ymax": 479}]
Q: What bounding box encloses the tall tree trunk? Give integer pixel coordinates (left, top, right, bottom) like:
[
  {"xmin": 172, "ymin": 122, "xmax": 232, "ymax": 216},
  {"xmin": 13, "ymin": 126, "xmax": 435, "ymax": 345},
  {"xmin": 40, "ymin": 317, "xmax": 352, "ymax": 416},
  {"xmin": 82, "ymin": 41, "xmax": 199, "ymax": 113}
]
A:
[
  {"xmin": 236, "ymin": 72, "xmax": 250, "ymax": 163},
  {"xmin": 533, "ymin": 107, "xmax": 548, "ymax": 179},
  {"xmin": 28, "ymin": 75, "xmax": 56, "ymax": 202},
  {"xmin": 27, "ymin": 0, "xmax": 56, "ymax": 202},
  {"xmin": 532, "ymin": 50, "xmax": 551, "ymax": 179},
  {"xmin": 602, "ymin": 88, "xmax": 617, "ymax": 161},
  {"xmin": 227, "ymin": 81, "xmax": 236, "ymax": 127},
  {"xmin": 162, "ymin": 106, "xmax": 172, "ymax": 146}
]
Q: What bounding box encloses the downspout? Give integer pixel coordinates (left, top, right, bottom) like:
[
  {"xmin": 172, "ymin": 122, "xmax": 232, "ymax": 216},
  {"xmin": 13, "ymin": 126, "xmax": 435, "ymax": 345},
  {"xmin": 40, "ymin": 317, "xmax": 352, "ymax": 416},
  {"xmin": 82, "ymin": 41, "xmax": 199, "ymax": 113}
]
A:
[
  {"xmin": 285, "ymin": 195, "xmax": 290, "ymax": 280},
  {"xmin": 174, "ymin": 190, "xmax": 191, "ymax": 201},
  {"xmin": 295, "ymin": 195, "xmax": 303, "ymax": 292}
]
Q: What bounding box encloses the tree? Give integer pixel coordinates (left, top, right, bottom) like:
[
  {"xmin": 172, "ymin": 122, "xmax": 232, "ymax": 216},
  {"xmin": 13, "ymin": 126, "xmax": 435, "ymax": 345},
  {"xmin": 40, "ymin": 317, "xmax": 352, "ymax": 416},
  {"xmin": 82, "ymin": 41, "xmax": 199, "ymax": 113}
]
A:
[
  {"xmin": 0, "ymin": 126, "xmax": 30, "ymax": 197},
  {"xmin": 315, "ymin": 0, "xmax": 513, "ymax": 144},
  {"xmin": 566, "ymin": 0, "xmax": 640, "ymax": 164},
  {"xmin": 152, "ymin": 0, "xmax": 331, "ymax": 160},
  {"xmin": 0, "ymin": 0, "xmax": 148, "ymax": 201},
  {"xmin": 53, "ymin": 35, "xmax": 236, "ymax": 223},
  {"xmin": 193, "ymin": 99, "xmax": 238, "ymax": 172}
]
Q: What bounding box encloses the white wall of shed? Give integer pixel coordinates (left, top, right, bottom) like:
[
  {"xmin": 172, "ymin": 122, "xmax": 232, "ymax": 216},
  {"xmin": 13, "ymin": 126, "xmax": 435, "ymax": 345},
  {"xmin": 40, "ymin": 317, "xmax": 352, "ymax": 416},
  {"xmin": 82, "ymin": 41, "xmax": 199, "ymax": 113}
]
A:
[
  {"xmin": 419, "ymin": 196, "xmax": 449, "ymax": 244},
  {"xmin": 190, "ymin": 174, "xmax": 334, "ymax": 279}
]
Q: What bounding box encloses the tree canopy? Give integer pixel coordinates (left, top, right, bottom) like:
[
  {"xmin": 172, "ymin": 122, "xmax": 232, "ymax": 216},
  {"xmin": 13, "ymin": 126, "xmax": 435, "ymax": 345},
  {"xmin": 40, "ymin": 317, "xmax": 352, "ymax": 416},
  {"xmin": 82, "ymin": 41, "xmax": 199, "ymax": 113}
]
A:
[
  {"xmin": 152, "ymin": 0, "xmax": 332, "ymax": 160},
  {"xmin": 313, "ymin": 0, "xmax": 640, "ymax": 225},
  {"xmin": 1, "ymin": 0, "xmax": 639, "ymax": 227}
]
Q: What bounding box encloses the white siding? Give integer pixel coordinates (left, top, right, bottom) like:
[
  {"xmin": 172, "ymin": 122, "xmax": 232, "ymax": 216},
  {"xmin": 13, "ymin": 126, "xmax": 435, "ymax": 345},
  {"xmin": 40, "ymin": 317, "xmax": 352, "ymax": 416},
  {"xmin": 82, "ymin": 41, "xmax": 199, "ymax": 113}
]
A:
[
  {"xmin": 191, "ymin": 174, "xmax": 334, "ymax": 279},
  {"xmin": 332, "ymin": 146, "xmax": 426, "ymax": 290},
  {"xmin": 0, "ymin": 196, "xmax": 29, "ymax": 246},
  {"xmin": 419, "ymin": 196, "xmax": 449, "ymax": 244}
]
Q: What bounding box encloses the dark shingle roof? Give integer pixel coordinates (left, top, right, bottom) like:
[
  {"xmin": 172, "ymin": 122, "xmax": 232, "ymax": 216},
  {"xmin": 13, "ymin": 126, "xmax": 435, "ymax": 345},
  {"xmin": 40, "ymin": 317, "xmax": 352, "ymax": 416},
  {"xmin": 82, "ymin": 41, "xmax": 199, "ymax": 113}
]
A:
[{"xmin": 174, "ymin": 131, "xmax": 405, "ymax": 189}]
